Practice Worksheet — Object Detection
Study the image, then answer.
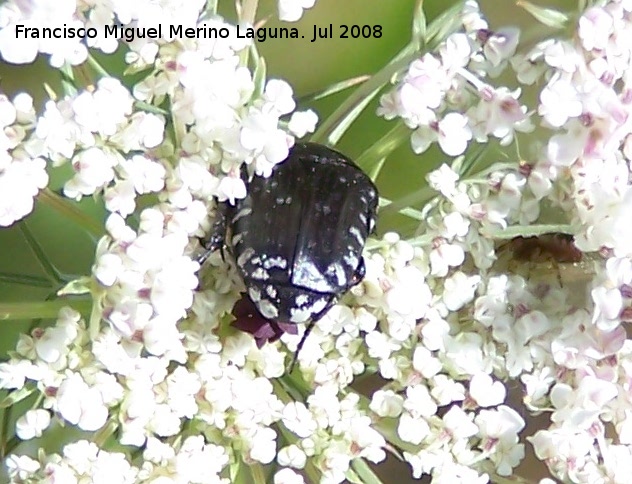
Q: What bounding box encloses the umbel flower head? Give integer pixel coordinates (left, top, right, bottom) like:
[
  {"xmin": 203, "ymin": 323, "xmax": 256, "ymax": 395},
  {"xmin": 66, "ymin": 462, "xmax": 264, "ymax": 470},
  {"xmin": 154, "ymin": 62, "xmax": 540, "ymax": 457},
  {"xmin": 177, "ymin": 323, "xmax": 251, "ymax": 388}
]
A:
[{"xmin": 1, "ymin": 0, "xmax": 632, "ymax": 483}]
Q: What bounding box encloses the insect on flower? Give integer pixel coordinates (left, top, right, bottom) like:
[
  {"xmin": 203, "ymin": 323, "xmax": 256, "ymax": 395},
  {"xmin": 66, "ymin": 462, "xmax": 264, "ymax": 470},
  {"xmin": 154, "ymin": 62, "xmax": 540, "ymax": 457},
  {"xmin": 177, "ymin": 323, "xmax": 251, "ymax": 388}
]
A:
[
  {"xmin": 496, "ymin": 232, "xmax": 595, "ymax": 290},
  {"xmin": 202, "ymin": 142, "xmax": 378, "ymax": 365},
  {"xmin": 507, "ymin": 233, "xmax": 582, "ymax": 264}
]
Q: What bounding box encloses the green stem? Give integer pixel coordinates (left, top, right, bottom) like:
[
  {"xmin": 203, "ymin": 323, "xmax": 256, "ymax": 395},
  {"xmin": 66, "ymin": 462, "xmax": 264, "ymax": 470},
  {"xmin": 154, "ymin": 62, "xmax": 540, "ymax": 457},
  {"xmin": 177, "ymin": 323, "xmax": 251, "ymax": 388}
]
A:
[
  {"xmin": 38, "ymin": 189, "xmax": 103, "ymax": 238},
  {"xmin": 87, "ymin": 54, "xmax": 111, "ymax": 79},
  {"xmin": 310, "ymin": 42, "xmax": 418, "ymax": 146},
  {"xmin": 0, "ymin": 299, "xmax": 93, "ymax": 321},
  {"xmin": 249, "ymin": 463, "xmax": 267, "ymax": 484},
  {"xmin": 240, "ymin": 0, "xmax": 259, "ymax": 24},
  {"xmin": 378, "ymin": 185, "xmax": 437, "ymax": 217},
  {"xmin": 355, "ymin": 121, "xmax": 410, "ymax": 181},
  {"xmin": 481, "ymin": 223, "xmax": 576, "ymax": 240},
  {"xmin": 205, "ymin": 0, "xmax": 219, "ymax": 16},
  {"xmin": 19, "ymin": 222, "xmax": 62, "ymax": 284},
  {"xmin": 350, "ymin": 458, "xmax": 384, "ymax": 484},
  {"xmin": 93, "ymin": 419, "xmax": 118, "ymax": 447},
  {"xmin": 0, "ymin": 407, "xmax": 10, "ymax": 459},
  {"xmin": 238, "ymin": 0, "xmax": 260, "ymax": 66},
  {"xmin": 59, "ymin": 64, "xmax": 77, "ymax": 97},
  {"xmin": 3, "ymin": 436, "xmax": 19, "ymax": 457},
  {"xmin": 0, "ymin": 273, "xmax": 51, "ymax": 288}
]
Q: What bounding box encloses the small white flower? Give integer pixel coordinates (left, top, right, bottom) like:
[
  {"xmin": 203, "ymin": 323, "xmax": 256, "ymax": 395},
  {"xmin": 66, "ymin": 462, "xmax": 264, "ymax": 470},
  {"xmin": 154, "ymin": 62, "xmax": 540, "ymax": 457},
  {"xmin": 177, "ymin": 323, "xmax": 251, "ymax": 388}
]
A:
[
  {"xmin": 442, "ymin": 406, "xmax": 478, "ymax": 439},
  {"xmin": 282, "ymin": 402, "xmax": 317, "ymax": 438},
  {"xmin": 5, "ymin": 454, "xmax": 40, "ymax": 480},
  {"xmin": 15, "ymin": 409, "xmax": 51, "ymax": 440},
  {"xmin": 288, "ymin": 110, "xmax": 318, "ymax": 137},
  {"xmin": 412, "ymin": 346, "xmax": 442, "ymax": 378},
  {"xmin": 370, "ymin": 389, "xmax": 404, "ymax": 418},
  {"xmin": 56, "ymin": 373, "xmax": 108, "ymax": 431},
  {"xmin": 436, "ymin": 112, "xmax": 472, "ymax": 156},
  {"xmin": 248, "ymin": 426, "xmax": 278, "ymax": 464},
  {"xmin": 442, "ymin": 271, "xmax": 481, "ymax": 311},
  {"xmin": 398, "ymin": 412, "xmax": 430, "ymax": 445},
  {"xmin": 277, "ymin": 445, "xmax": 307, "ymax": 469},
  {"xmin": 274, "ymin": 468, "xmax": 305, "ymax": 484},
  {"xmin": 278, "ymin": 0, "xmax": 316, "ymax": 22},
  {"xmin": 469, "ymin": 373, "xmax": 506, "ymax": 407}
]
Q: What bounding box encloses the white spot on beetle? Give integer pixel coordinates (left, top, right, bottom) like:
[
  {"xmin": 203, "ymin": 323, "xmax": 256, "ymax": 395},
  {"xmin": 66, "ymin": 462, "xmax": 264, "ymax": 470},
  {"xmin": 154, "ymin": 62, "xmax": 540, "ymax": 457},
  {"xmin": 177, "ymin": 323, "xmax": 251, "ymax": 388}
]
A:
[
  {"xmin": 251, "ymin": 268, "xmax": 270, "ymax": 280},
  {"xmin": 265, "ymin": 285, "xmax": 277, "ymax": 299},
  {"xmin": 263, "ymin": 256, "xmax": 287, "ymax": 270},
  {"xmin": 231, "ymin": 207, "xmax": 252, "ymax": 223},
  {"xmin": 327, "ymin": 263, "xmax": 346, "ymax": 286},
  {"xmin": 248, "ymin": 287, "xmax": 261, "ymax": 302},
  {"xmin": 231, "ymin": 233, "xmax": 243, "ymax": 246},
  {"xmin": 290, "ymin": 298, "xmax": 328, "ymax": 323},
  {"xmin": 251, "ymin": 256, "xmax": 261, "ymax": 266},
  {"xmin": 295, "ymin": 294, "xmax": 309, "ymax": 306},
  {"xmin": 343, "ymin": 252, "xmax": 359, "ymax": 269},
  {"xmin": 237, "ymin": 248, "xmax": 255, "ymax": 268},
  {"xmin": 257, "ymin": 298, "xmax": 279, "ymax": 319},
  {"xmin": 349, "ymin": 226, "xmax": 364, "ymax": 246},
  {"xmin": 293, "ymin": 260, "xmax": 332, "ymax": 292}
]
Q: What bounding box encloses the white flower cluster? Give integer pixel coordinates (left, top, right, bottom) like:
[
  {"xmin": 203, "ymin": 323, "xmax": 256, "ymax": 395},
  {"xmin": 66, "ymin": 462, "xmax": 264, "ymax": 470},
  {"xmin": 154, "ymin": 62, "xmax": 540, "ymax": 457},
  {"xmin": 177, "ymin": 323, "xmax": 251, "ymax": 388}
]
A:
[
  {"xmin": 0, "ymin": 0, "xmax": 316, "ymax": 67},
  {"xmin": 0, "ymin": 92, "xmax": 48, "ymax": 226},
  {"xmin": 31, "ymin": 77, "xmax": 166, "ymax": 212},
  {"xmin": 378, "ymin": 1, "xmax": 532, "ymax": 156},
  {"xmin": 6, "ymin": 436, "xmax": 229, "ymax": 483},
  {"xmin": 0, "ymin": 0, "xmax": 207, "ymax": 66},
  {"xmin": 5, "ymin": 0, "xmax": 632, "ymax": 483}
]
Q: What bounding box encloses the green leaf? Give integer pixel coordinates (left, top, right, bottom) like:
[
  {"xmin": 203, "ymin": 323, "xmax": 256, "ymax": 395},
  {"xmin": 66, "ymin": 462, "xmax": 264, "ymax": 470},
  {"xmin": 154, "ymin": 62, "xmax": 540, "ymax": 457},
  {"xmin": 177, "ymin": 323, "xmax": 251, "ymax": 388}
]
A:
[
  {"xmin": 205, "ymin": 0, "xmax": 219, "ymax": 16},
  {"xmin": 43, "ymin": 83, "xmax": 58, "ymax": 101},
  {"xmin": 411, "ymin": 0, "xmax": 427, "ymax": 49},
  {"xmin": 87, "ymin": 54, "xmax": 111, "ymax": 79},
  {"xmin": 38, "ymin": 189, "xmax": 103, "ymax": 238},
  {"xmin": 19, "ymin": 221, "xmax": 63, "ymax": 284},
  {"xmin": 355, "ymin": 121, "xmax": 410, "ymax": 181},
  {"xmin": 310, "ymin": 42, "xmax": 417, "ymax": 146},
  {"xmin": 517, "ymin": 0, "xmax": 569, "ymax": 29},
  {"xmin": 325, "ymin": 87, "xmax": 380, "ymax": 147},
  {"xmin": 345, "ymin": 468, "xmax": 364, "ymax": 484},
  {"xmin": 0, "ymin": 387, "xmax": 35, "ymax": 409},
  {"xmin": 0, "ymin": 300, "xmax": 93, "ymax": 321},
  {"xmin": 378, "ymin": 184, "xmax": 436, "ymax": 217},
  {"xmin": 0, "ymin": 272, "xmax": 51, "ymax": 288},
  {"xmin": 458, "ymin": 144, "xmax": 488, "ymax": 177},
  {"xmin": 482, "ymin": 223, "xmax": 575, "ymax": 240},
  {"xmin": 228, "ymin": 459, "xmax": 240, "ymax": 483},
  {"xmin": 298, "ymin": 75, "xmax": 370, "ymax": 103},
  {"xmin": 134, "ymin": 100, "xmax": 169, "ymax": 116},
  {"xmin": 379, "ymin": 198, "xmax": 425, "ymax": 221},
  {"xmin": 251, "ymin": 46, "xmax": 267, "ymax": 98},
  {"xmin": 351, "ymin": 459, "xmax": 384, "ymax": 484},
  {"xmin": 424, "ymin": 1, "xmax": 466, "ymax": 49},
  {"xmin": 57, "ymin": 277, "xmax": 93, "ymax": 296}
]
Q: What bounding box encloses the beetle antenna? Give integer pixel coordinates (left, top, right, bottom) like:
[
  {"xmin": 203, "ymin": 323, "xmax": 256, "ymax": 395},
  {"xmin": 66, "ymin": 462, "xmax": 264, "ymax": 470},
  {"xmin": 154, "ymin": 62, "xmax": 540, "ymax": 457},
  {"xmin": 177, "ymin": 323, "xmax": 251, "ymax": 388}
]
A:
[{"xmin": 289, "ymin": 320, "xmax": 317, "ymax": 372}]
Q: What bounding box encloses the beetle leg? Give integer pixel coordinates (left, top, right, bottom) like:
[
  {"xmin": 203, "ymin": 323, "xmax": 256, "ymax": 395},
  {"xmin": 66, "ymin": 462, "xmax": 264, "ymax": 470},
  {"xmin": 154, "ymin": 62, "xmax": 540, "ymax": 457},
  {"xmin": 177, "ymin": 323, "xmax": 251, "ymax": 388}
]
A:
[
  {"xmin": 198, "ymin": 204, "xmax": 228, "ymax": 265},
  {"xmin": 289, "ymin": 299, "xmax": 336, "ymax": 372},
  {"xmin": 289, "ymin": 320, "xmax": 316, "ymax": 372}
]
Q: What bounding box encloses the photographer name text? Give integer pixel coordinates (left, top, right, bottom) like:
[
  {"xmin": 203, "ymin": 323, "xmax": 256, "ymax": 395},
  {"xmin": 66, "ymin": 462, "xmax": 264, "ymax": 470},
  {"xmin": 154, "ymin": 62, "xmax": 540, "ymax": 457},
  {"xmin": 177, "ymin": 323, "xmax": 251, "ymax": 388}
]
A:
[{"xmin": 14, "ymin": 23, "xmax": 384, "ymax": 43}]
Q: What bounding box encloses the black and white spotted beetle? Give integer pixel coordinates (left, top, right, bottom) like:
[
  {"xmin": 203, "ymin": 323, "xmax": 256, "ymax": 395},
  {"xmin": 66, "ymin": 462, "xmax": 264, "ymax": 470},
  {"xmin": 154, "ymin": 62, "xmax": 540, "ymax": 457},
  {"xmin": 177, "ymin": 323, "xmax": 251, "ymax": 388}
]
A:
[{"xmin": 203, "ymin": 142, "xmax": 378, "ymax": 362}]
